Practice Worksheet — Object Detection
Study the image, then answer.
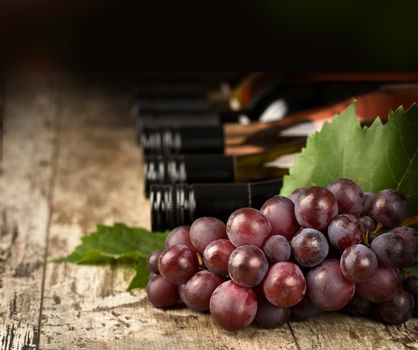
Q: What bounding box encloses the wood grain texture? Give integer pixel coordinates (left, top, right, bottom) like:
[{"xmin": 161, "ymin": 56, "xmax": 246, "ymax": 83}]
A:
[
  {"xmin": 2, "ymin": 76, "xmax": 417, "ymax": 350},
  {"xmin": 289, "ymin": 313, "xmax": 418, "ymax": 350},
  {"xmin": 0, "ymin": 77, "xmax": 57, "ymax": 350}
]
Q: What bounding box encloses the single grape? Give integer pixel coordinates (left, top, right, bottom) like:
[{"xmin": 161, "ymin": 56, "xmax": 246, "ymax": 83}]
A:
[
  {"xmin": 190, "ymin": 217, "xmax": 227, "ymax": 254},
  {"xmin": 203, "ymin": 239, "xmax": 235, "ymax": 276},
  {"xmin": 327, "ymin": 214, "xmax": 365, "ymax": 251},
  {"xmin": 147, "ymin": 275, "xmax": 179, "ymax": 308},
  {"xmin": 306, "ymin": 259, "xmax": 355, "ymax": 311},
  {"xmin": 209, "ymin": 280, "xmax": 257, "ymax": 331},
  {"xmin": 360, "ymin": 216, "xmax": 376, "ymax": 233},
  {"xmin": 184, "ymin": 270, "xmax": 224, "ymax": 311},
  {"xmin": 290, "ymin": 228, "xmax": 329, "ymax": 267},
  {"xmin": 255, "ymin": 294, "xmax": 290, "ymax": 329},
  {"xmin": 158, "ymin": 244, "xmax": 199, "ymax": 285},
  {"xmin": 263, "ymin": 262, "xmax": 306, "ymax": 308},
  {"xmin": 356, "ymin": 266, "xmax": 401, "ymax": 303},
  {"xmin": 376, "ymin": 289, "xmax": 415, "ymax": 324},
  {"xmin": 294, "ymin": 186, "xmax": 338, "ymax": 231},
  {"xmin": 360, "ymin": 192, "xmax": 375, "ymax": 216},
  {"xmin": 147, "ymin": 250, "xmax": 162, "ymax": 274},
  {"xmin": 404, "ymin": 277, "xmax": 418, "ymax": 316},
  {"xmin": 226, "ymin": 207, "xmax": 271, "ymax": 248},
  {"xmin": 262, "ymin": 235, "xmax": 291, "ymax": 263},
  {"xmin": 369, "ymin": 189, "xmax": 407, "ymax": 228},
  {"xmin": 327, "ymin": 178, "xmax": 364, "ymax": 215},
  {"xmin": 340, "ymin": 244, "xmax": 378, "ymax": 282},
  {"xmin": 260, "ymin": 196, "xmax": 299, "ymax": 241},
  {"xmin": 343, "ymin": 293, "xmax": 372, "ymax": 317},
  {"xmin": 290, "ymin": 295, "xmax": 322, "ymax": 321},
  {"xmin": 370, "ymin": 232, "xmax": 406, "ymax": 267},
  {"xmin": 391, "ymin": 226, "xmax": 418, "ymax": 267},
  {"xmin": 228, "ymin": 245, "xmax": 268, "ymax": 287},
  {"xmin": 165, "ymin": 226, "xmax": 196, "ymax": 252}
]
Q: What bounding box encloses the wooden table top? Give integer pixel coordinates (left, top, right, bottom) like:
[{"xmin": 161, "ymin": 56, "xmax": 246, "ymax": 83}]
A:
[{"xmin": 1, "ymin": 75, "xmax": 417, "ymax": 350}]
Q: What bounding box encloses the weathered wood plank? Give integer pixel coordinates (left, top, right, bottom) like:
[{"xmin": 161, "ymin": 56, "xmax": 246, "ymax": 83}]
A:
[
  {"xmin": 38, "ymin": 83, "xmax": 299, "ymax": 350},
  {"xmin": 0, "ymin": 77, "xmax": 57, "ymax": 350},
  {"xmin": 289, "ymin": 312, "xmax": 418, "ymax": 350}
]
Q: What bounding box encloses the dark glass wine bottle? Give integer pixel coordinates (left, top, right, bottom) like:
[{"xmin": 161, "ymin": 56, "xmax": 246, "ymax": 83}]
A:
[
  {"xmin": 143, "ymin": 140, "xmax": 304, "ymax": 197},
  {"xmin": 150, "ymin": 179, "xmax": 281, "ymax": 231},
  {"xmin": 140, "ymin": 85, "xmax": 418, "ymax": 155}
]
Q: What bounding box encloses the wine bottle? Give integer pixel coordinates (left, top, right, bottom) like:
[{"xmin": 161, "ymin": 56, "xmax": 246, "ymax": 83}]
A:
[
  {"xmin": 140, "ymin": 85, "xmax": 418, "ymax": 155},
  {"xmin": 150, "ymin": 179, "xmax": 282, "ymax": 231},
  {"xmin": 143, "ymin": 140, "xmax": 304, "ymax": 197},
  {"xmin": 134, "ymin": 75, "xmax": 287, "ymax": 131}
]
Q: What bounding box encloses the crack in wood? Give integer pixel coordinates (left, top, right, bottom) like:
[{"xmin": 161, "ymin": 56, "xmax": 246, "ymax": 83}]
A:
[{"xmin": 91, "ymin": 301, "xmax": 143, "ymax": 312}]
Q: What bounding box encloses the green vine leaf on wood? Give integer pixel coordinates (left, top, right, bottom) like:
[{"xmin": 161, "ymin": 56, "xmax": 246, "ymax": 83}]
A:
[
  {"xmin": 280, "ymin": 103, "xmax": 418, "ymax": 216},
  {"xmin": 55, "ymin": 223, "xmax": 168, "ymax": 289}
]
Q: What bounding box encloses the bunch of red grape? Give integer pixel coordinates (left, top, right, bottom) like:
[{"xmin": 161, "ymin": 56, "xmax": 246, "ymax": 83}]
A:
[{"xmin": 146, "ymin": 179, "xmax": 418, "ymax": 331}]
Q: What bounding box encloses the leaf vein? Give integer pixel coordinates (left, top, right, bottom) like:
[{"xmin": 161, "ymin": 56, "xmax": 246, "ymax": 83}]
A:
[{"xmin": 396, "ymin": 147, "xmax": 418, "ymax": 191}]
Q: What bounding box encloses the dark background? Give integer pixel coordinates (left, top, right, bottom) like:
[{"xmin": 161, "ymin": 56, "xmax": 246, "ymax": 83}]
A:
[{"xmin": 2, "ymin": 1, "xmax": 418, "ymax": 73}]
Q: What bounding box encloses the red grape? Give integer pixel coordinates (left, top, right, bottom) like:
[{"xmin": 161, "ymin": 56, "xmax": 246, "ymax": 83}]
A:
[
  {"xmin": 203, "ymin": 239, "xmax": 235, "ymax": 276},
  {"xmin": 391, "ymin": 226, "xmax": 418, "ymax": 267},
  {"xmin": 147, "ymin": 250, "xmax": 162, "ymax": 274},
  {"xmin": 228, "ymin": 245, "xmax": 268, "ymax": 287},
  {"xmin": 371, "ymin": 232, "xmax": 407, "ymax": 267},
  {"xmin": 290, "ymin": 228, "xmax": 329, "ymax": 267},
  {"xmin": 209, "ymin": 281, "xmax": 257, "ymax": 331},
  {"xmin": 255, "ymin": 295, "xmax": 290, "ymax": 329},
  {"xmin": 369, "ymin": 189, "xmax": 407, "ymax": 228},
  {"xmin": 294, "ymin": 186, "xmax": 338, "ymax": 231},
  {"xmin": 165, "ymin": 226, "xmax": 196, "ymax": 252},
  {"xmin": 327, "ymin": 214, "xmax": 365, "ymax": 251},
  {"xmin": 147, "ymin": 275, "xmax": 179, "ymax": 308},
  {"xmin": 307, "ymin": 259, "xmax": 355, "ymax": 311},
  {"xmin": 263, "ymin": 262, "xmax": 306, "ymax": 308},
  {"xmin": 340, "ymin": 244, "xmax": 378, "ymax": 282},
  {"xmin": 226, "ymin": 207, "xmax": 271, "ymax": 248},
  {"xmin": 184, "ymin": 270, "xmax": 224, "ymax": 311},
  {"xmin": 377, "ymin": 289, "xmax": 415, "ymax": 324},
  {"xmin": 190, "ymin": 217, "xmax": 227, "ymax": 254},
  {"xmin": 327, "ymin": 178, "xmax": 364, "ymax": 215},
  {"xmin": 262, "ymin": 235, "xmax": 291, "ymax": 263},
  {"xmin": 356, "ymin": 266, "xmax": 401, "ymax": 303},
  {"xmin": 260, "ymin": 196, "xmax": 299, "ymax": 241},
  {"xmin": 158, "ymin": 244, "xmax": 199, "ymax": 285}
]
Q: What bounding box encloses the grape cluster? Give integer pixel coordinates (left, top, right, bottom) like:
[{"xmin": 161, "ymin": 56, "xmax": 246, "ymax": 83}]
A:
[{"xmin": 146, "ymin": 179, "xmax": 418, "ymax": 331}]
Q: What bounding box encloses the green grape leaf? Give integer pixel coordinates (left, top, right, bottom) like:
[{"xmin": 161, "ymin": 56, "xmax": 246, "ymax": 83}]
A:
[
  {"xmin": 127, "ymin": 258, "xmax": 150, "ymax": 290},
  {"xmin": 54, "ymin": 223, "xmax": 168, "ymax": 290},
  {"xmin": 280, "ymin": 103, "xmax": 418, "ymax": 216}
]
